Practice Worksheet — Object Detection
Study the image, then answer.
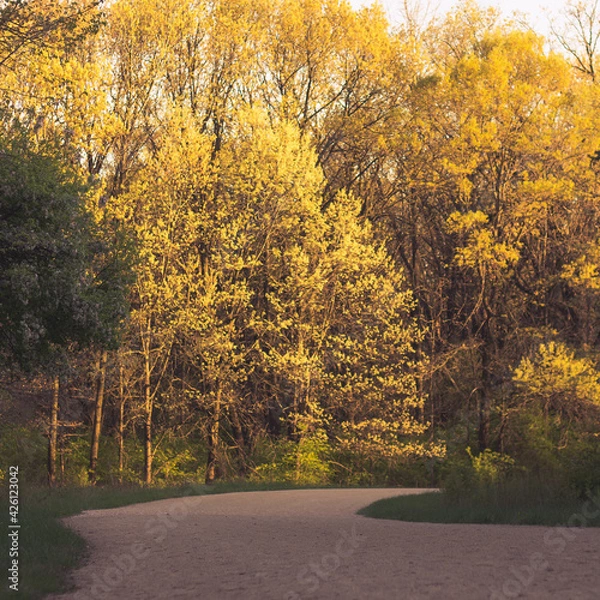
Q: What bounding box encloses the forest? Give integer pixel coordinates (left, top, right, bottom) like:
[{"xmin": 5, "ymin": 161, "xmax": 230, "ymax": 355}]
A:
[{"xmin": 1, "ymin": 0, "xmax": 600, "ymax": 494}]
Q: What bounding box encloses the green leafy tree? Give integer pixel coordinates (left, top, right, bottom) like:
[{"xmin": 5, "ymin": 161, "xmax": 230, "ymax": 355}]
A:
[{"xmin": 0, "ymin": 136, "xmax": 128, "ymax": 369}]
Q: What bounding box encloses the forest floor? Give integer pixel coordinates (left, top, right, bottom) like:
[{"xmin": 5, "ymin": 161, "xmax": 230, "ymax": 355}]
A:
[{"xmin": 47, "ymin": 488, "xmax": 600, "ymax": 600}]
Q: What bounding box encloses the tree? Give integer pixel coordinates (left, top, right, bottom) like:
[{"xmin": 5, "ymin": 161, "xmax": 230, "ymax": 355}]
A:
[
  {"xmin": 88, "ymin": 349, "xmax": 107, "ymax": 483},
  {"xmin": 0, "ymin": 0, "xmax": 102, "ymax": 69},
  {"xmin": 214, "ymin": 113, "xmax": 438, "ymax": 479},
  {"xmin": 376, "ymin": 8, "xmax": 591, "ymax": 450},
  {"xmin": 109, "ymin": 109, "xmax": 216, "ymax": 483},
  {"xmin": 0, "ymin": 135, "xmax": 127, "ymax": 370},
  {"xmin": 552, "ymin": 0, "xmax": 600, "ymax": 81}
]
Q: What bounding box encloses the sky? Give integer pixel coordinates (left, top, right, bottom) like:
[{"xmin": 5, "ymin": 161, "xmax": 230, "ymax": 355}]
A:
[{"xmin": 349, "ymin": 0, "xmax": 572, "ymax": 37}]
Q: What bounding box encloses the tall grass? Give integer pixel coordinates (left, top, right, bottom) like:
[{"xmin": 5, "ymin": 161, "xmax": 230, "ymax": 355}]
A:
[{"xmin": 359, "ymin": 476, "xmax": 600, "ymax": 527}]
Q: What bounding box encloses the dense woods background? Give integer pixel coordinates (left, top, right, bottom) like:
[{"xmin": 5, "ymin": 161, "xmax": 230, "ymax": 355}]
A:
[{"xmin": 1, "ymin": 0, "xmax": 600, "ymax": 492}]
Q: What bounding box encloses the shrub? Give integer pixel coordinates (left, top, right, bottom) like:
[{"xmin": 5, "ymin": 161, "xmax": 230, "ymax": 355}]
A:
[
  {"xmin": 0, "ymin": 425, "xmax": 47, "ymax": 485},
  {"xmin": 443, "ymin": 447, "xmax": 519, "ymax": 502},
  {"xmin": 252, "ymin": 430, "xmax": 332, "ymax": 485}
]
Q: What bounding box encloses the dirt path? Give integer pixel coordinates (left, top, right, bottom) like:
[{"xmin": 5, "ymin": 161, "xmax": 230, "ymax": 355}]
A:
[{"xmin": 48, "ymin": 488, "xmax": 600, "ymax": 600}]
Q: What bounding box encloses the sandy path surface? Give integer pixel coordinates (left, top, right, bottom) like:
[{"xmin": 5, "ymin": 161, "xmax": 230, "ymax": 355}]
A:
[{"xmin": 48, "ymin": 488, "xmax": 600, "ymax": 600}]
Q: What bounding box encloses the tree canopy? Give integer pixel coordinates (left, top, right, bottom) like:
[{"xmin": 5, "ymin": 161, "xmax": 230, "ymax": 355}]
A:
[{"xmin": 1, "ymin": 0, "xmax": 600, "ymax": 490}]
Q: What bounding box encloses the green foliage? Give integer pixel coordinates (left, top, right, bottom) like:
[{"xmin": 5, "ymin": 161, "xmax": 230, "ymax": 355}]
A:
[
  {"xmin": 500, "ymin": 407, "xmax": 566, "ymax": 476},
  {"xmin": 252, "ymin": 431, "xmax": 332, "ymax": 485},
  {"xmin": 499, "ymin": 341, "xmax": 600, "ymax": 494},
  {"xmin": 0, "ymin": 425, "xmax": 47, "ymax": 485},
  {"xmin": 62, "ymin": 433, "xmax": 206, "ymax": 486},
  {"xmin": 561, "ymin": 432, "xmax": 600, "ymax": 495},
  {"xmin": 504, "ymin": 408, "xmax": 600, "ymax": 496},
  {"xmin": 0, "ymin": 134, "xmax": 130, "ymax": 370},
  {"xmin": 467, "ymin": 447, "xmax": 517, "ymax": 485},
  {"xmin": 443, "ymin": 448, "xmax": 519, "ymax": 501},
  {"xmin": 329, "ymin": 446, "xmax": 440, "ymax": 487},
  {"xmin": 249, "ymin": 427, "xmax": 442, "ymax": 487},
  {"xmin": 151, "ymin": 437, "xmax": 204, "ymax": 483}
]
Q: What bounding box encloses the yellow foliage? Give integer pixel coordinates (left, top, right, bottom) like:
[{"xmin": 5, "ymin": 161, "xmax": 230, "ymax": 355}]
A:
[
  {"xmin": 514, "ymin": 342, "xmax": 600, "ymax": 406},
  {"xmin": 562, "ymin": 242, "xmax": 600, "ymax": 291}
]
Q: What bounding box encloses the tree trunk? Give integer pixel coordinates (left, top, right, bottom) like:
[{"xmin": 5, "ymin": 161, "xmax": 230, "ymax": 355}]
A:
[
  {"xmin": 229, "ymin": 404, "xmax": 247, "ymax": 477},
  {"xmin": 89, "ymin": 350, "xmax": 108, "ymax": 484},
  {"xmin": 478, "ymin": 331, "xmax": 492, "ymax": 452},
  {"xmin": 205, "ymin": 385, "xmax": 222, "ymax": 484},
  {"xmin": 59, "ymin": 434, "xmax": 65, "ymax": 485},
  {"xmin": 143, "ymin": 344, "xmax": 153, "ymax": 485},
  {"xmin": 118, "ymin": 362, "xmax": 125, "ymax": 484},
  {"xmin": 47, "ymin": 375, "xmax": 59, "ymax": 487}
]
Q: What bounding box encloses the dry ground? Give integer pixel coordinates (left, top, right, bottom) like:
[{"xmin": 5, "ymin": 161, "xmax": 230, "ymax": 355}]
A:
[{"xmin": 48, "ymin": 488, "xmax": 600, "ymax": 600}]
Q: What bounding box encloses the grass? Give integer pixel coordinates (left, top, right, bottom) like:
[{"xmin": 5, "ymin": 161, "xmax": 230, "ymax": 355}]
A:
[
  {"xmin": 358, "ymin": 482, "xmax": 600, "ymax": 527},
  {"xmin": 1, "ymin": 479, "xmax": 331, "ymax": 599}
]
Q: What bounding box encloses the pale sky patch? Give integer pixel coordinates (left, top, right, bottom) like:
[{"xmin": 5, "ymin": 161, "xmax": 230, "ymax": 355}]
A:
[{"xmin": 349, "ymin": 0, "xmax": 573, "ymax": 38}]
